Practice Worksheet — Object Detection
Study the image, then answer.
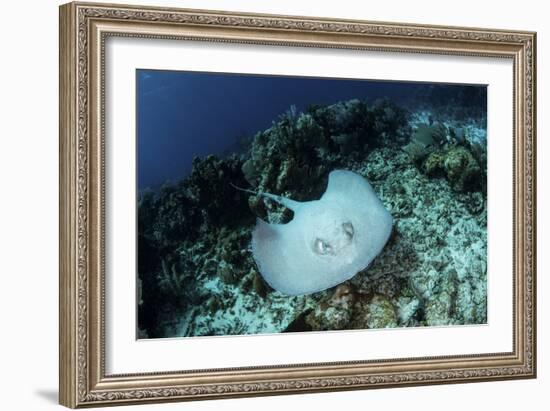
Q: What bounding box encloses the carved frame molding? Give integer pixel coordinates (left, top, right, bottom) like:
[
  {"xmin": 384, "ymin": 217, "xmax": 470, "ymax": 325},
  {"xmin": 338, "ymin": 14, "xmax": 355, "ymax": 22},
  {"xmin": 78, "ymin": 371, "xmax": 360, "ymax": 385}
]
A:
[{"xmin": 59, "ymin": 2, "xmax": 536, "ymax": 408}]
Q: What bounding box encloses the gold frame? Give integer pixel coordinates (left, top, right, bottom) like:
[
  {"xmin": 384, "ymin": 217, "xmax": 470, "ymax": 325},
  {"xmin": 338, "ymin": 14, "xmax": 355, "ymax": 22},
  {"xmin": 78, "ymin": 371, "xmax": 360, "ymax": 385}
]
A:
[{"xmin": 59, "ymin": 1, "xmax": 537, "ymax": 408}]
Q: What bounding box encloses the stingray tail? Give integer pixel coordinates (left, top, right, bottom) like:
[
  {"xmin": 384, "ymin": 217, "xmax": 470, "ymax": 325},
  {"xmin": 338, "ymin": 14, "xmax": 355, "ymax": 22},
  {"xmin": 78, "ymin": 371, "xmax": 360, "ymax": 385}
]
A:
[
  {"xmin": 230, "ymin": 183, "xmax": 302, "ymax": 212},
  {"xmin": 230, "ymin": 183, "xmax": 258, "ymax": 196}
]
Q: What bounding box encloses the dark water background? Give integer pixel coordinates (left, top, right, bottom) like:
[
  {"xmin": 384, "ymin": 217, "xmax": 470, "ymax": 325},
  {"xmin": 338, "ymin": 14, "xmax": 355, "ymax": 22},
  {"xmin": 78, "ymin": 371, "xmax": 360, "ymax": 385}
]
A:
[{"xmin": 137, "ymin": 70, "xmax": 485, "ymax": 190}]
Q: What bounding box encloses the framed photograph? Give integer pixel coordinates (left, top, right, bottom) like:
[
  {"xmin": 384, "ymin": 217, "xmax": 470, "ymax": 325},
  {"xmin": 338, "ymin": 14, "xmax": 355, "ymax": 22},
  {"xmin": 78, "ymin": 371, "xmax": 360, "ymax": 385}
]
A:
[{"xmin": 59, "ymin": 1, "xmax": 537, "ymax": 408}]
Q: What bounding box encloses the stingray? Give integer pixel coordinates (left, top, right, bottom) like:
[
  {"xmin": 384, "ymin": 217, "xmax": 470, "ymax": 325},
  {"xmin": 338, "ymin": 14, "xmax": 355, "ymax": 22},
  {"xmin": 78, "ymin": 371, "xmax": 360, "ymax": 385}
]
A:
[{"xmin": 247, "ymin": 170, "xmax": 393, "ymax": 296}]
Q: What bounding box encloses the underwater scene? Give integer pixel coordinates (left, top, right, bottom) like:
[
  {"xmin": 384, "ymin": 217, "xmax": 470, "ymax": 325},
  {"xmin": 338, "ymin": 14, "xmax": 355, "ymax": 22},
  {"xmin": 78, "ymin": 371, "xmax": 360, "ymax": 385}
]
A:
[{"xmin": 137, "ymin": 70, "xmax": 487, "ymax": 339}]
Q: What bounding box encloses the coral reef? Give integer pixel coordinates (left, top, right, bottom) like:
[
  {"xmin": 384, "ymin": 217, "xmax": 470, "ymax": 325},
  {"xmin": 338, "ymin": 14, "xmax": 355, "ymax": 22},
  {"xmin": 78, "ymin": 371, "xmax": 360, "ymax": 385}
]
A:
[
  {"xmin": 427, "ymin": 143, "xmax": 484, "ymax": 193},
  {"xmin": 402, "ymin": 117, "xmax": 486, "ymax": 193},
  {"xmin": 138, "ymin": 97, "xmax": 487, "ymax": 338},
  {"xmin": 242, "ymin": 100, "xmax": 408, "ymax": 221}
]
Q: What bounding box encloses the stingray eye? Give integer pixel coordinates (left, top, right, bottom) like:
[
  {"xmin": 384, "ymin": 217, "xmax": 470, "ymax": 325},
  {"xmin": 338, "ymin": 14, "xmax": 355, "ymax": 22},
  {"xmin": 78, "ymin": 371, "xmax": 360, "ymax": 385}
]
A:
[
  {"xmin": 342, "ymin": 222, "xmax": 354, "ymax": 240},
  {"xmin": 314, "ymin": 238, "xmax": 332, "ymax": 255}
]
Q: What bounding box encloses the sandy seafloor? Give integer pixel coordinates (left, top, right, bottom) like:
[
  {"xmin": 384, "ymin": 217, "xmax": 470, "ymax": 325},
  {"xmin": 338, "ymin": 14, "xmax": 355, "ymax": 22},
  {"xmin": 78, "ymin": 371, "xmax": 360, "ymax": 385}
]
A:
[{"xmin": 137, "ymin": 100, "xmax": 488, "ymax": 339}]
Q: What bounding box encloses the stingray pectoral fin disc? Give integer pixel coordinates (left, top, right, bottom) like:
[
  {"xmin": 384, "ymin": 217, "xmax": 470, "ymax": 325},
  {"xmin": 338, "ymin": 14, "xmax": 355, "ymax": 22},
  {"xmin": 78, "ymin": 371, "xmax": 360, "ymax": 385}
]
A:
[
  {"xmin": 323, "ymin": 169, "xmax": 377, "ymax": 202},
  {"xmin": 251, "ymin": 218, "xmax": 302, "ymax": 295},
  {"xmin": 252, "ymin": 217, "xmax": 327, "ymax": 296},
  {"xmin": 251, "ymin": 170, "xmax": 393, "ymax": 296},
  {"xmin": 323, "ymin": 169, "xmax": 393, "ymax": 262}
]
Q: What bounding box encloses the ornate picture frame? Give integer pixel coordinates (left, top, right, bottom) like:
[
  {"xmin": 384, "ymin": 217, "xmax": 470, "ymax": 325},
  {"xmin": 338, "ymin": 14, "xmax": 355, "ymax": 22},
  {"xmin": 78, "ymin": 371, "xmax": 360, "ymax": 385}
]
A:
[{"xmin": 59, "ymin": 1, "xmax": 536, "ymax": 408}]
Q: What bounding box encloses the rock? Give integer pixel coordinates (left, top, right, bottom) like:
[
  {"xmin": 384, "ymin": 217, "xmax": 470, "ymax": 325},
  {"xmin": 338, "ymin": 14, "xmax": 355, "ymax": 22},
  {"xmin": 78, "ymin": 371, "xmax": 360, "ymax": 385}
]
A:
[
  {"xmin": 397, "ymin": 297, "xmax": 420, "ymax": 325},
  {"xmin": 352, "ymin": 294, "xmax": 398, "ymax": 329},
  {"xmin": 305, "ymin": 304, "xmax": 353, "ymax": 331},
  {"xmin": 402, "ymin": 140, "xmax": 429, "ymax": 164},
  {"xmin": 421, "ymin": 146, "xmax": 482, "ymax": 192},
  {"xmin": 252, "ymin": 272, "xmax": 269, "ymax": 298},
  {"xmin": 444, "ymin": 146, "xmax": 482, "ymax": 192}
]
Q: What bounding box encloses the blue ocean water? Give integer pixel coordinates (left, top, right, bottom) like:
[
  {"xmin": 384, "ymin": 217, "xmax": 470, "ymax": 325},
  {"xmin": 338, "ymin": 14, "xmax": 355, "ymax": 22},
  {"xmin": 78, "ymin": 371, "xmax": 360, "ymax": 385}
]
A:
[{"xmin": 137, "ymin": 70, "xmax": 485, "ymax": 190}]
